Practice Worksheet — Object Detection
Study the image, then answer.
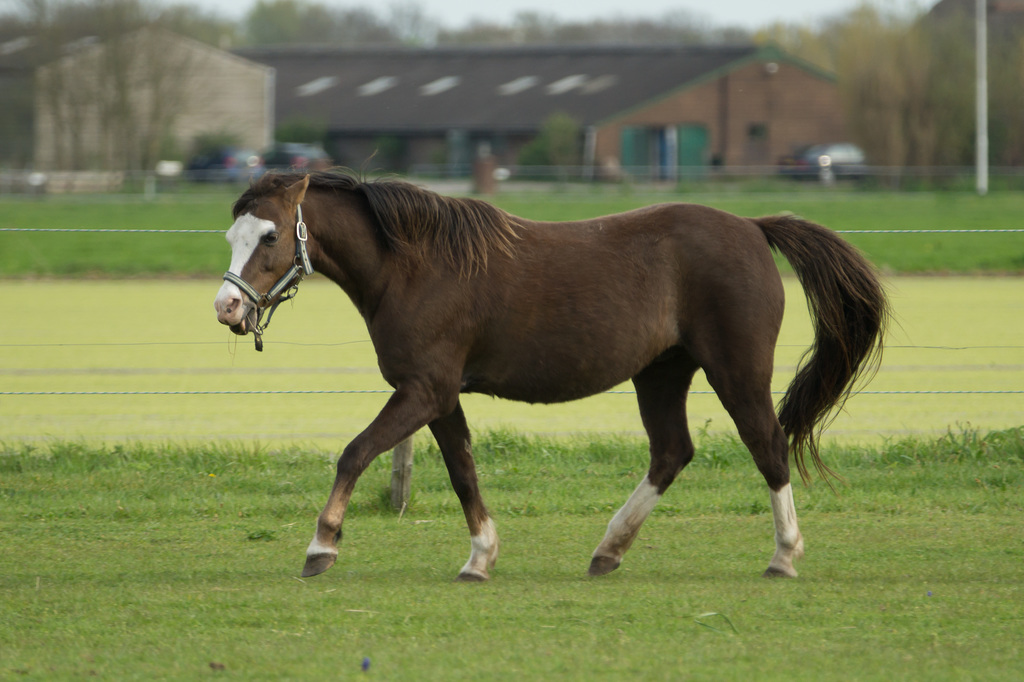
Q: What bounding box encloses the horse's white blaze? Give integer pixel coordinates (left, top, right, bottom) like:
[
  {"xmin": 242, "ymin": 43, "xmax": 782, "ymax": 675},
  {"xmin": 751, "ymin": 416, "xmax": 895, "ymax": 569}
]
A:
[
  {"xmin": 459, "ymin": 516, "xmax": 498, "ymax": 578},
  {"xmin": 593, "ymin": 475, "xmax": 661, "ymax": 561},
  {"xmin": 767, "ymin": 483, "xmax": 804, "ymax": 576},
  {"xmin": 225, "ymin": 213, "xmax": 276, "ymax": 275},
  {"xmin": 214, "ymin": 213, "xmax": 276, "ymax": 316}
]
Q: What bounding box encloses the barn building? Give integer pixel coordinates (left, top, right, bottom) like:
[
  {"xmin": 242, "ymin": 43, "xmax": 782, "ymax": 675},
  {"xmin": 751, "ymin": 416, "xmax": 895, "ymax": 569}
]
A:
[
  {"xmin": 32, "ymin": 29, "xmax": 273, "ymax": 172},
  {"xmin": 235, "ymin": 44, "xmax": 847, "ymax": 177},
  {"xmin": 24, "ymin": 33, "xmax": 849, "ymax": 177}
]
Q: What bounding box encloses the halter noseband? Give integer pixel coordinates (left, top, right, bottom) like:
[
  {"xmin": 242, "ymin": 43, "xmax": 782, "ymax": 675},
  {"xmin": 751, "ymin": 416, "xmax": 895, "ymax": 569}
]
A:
[{"xmin": 222, "ymin": 204, "xmax": 314, "ymax": 352}]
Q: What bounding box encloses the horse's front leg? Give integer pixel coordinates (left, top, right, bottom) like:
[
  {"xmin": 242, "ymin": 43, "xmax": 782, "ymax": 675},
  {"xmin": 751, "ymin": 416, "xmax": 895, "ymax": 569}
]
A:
[
  {"xmin": 302, "ymin": 384, "xmax": 443, "ymax": 577},
  {"xmin": 428, "ymin": 402, "xmax": 498, "ymax": 582}
]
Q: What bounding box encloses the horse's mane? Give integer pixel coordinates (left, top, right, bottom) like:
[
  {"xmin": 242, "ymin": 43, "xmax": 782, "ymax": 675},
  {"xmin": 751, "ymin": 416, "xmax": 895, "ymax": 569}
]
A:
[{"xmin": 235, "ymin": 171, "xmax": 519, "ymax": 276}]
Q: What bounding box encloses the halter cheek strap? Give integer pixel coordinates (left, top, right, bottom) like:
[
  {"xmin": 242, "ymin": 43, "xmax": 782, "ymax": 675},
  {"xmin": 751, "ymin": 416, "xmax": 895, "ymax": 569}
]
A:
[{"xmin": 222, "ymin": 204, "xmax": 314, "ymax": 351}]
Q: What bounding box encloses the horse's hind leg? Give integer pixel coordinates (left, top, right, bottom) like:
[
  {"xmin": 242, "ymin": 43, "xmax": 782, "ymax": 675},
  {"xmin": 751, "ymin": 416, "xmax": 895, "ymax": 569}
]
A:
[
  {"xmin": 428, "ymin": 401, "xmax": 498, "ymax": 582},
  {"xmin": 702, "ymin": 357, "xmax": 804, "ymax": 578},
  {"xmin": 589, "ymin": 356, "xmax": 698, "ymax": 576}
]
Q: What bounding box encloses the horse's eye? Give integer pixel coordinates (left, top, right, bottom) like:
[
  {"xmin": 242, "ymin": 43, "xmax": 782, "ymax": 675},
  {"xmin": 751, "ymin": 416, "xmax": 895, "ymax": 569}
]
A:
[{"xmin": 261, "ymin": 231, "xmax": 280, "ymax": 246}]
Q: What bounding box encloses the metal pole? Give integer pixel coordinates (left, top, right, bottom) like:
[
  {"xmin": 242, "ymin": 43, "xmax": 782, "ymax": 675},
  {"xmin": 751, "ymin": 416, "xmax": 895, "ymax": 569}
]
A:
[
  {"xmin": 582, "ymin": 126, "xmax": 597, "ymax": 181},
  {"xmin": 976, "ymin": 0, "xmax": 989, "ymax": 196}
]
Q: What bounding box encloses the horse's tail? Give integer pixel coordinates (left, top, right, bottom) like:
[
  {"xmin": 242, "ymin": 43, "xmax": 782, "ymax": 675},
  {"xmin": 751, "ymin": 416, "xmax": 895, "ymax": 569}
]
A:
[{"xmin": 754, "ymin": 215, "xmax": 890, "ymax": 485}]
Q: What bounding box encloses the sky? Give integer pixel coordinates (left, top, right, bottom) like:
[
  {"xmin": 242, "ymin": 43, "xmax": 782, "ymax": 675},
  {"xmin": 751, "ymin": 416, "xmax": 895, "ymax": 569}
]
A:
[{"xmin": 186, "ymin": 0, "xmax": 918, "ymax": 31}]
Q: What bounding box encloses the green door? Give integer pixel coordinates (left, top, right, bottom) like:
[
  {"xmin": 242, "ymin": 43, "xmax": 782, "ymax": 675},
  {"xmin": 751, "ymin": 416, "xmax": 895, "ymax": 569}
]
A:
[
  {"xmin": 620, "ymin": 126, "xmax": 651, "ymax": 168},
  {"xmin": 677, "ymin": 125, "xmax": 709, "ymax": 167}
]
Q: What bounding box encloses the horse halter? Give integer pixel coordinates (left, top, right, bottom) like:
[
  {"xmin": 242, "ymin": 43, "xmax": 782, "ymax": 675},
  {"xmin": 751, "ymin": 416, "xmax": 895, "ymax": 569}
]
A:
[{"xmin": 222, "ymin": 204, "xmax": 314, "ymax": 352}]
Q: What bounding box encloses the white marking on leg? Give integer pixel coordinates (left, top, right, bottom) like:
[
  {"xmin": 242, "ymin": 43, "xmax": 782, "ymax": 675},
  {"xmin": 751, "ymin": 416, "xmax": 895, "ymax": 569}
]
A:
[
  {"xmin": 766, "ymin": 483, "xmax": 804, "ymax": 577},
  {"xmin": 593, "ymin": 475, "xmax": 662, "ymax": 563},
  {"xmin": 459, "ymin": 517, "xmax": 498, "ymax": 580},
  {"xmin": 305, "ymin": 523, "xmax": 338, "ymax": 559}
]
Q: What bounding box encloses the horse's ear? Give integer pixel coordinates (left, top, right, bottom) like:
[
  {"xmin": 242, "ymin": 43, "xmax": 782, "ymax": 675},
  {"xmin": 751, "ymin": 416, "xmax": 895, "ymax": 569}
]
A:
[{"xmin": 284, "ymin": 175, "xmax": 310, "ymax": 207}]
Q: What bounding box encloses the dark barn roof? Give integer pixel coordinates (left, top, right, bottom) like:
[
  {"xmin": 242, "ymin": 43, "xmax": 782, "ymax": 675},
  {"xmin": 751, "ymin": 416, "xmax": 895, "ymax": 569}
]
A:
[{"xmin": 234, "ymin": 45, "xmax": 780, "ymax": 135}]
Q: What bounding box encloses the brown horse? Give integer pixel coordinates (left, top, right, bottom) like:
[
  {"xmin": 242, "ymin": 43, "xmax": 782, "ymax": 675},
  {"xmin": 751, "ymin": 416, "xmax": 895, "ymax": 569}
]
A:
[{"xmin": 213, "ymin": 171, "xmax": 888, "ymax": 581}]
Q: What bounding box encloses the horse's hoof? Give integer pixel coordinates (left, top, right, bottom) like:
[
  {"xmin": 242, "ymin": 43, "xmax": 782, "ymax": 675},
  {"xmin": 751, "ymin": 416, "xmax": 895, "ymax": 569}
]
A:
[
  {"xmin": 762, "ymin": 565, "xmax": 798, "ymax": 578},
  {"xmin": 455, "ymin": 570, "xmax": 489, "ymax": 583},
  {"xmin": 301, "ymin": 553, "xmax": 337, "ymax": 577},
  {"xmin": 588, "ymin": 555, "xmax": 621, "ymax": 577}
]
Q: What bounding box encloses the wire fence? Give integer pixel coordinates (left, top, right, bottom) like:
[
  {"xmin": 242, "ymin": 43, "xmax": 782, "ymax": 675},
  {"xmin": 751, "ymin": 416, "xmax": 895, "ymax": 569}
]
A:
[
  {"xmin": 3, "ymin": 389, "xmax": 1022, "ymax": 396},
  {"xmin": 4, "ymin": 227, "xmax": 1024, "ymax": 235},
  {"xmin": 6, "ymin": 166, "xmax": 1024, "ymax": 198},
  {"xmin": 2, "ymin": 227, "xmax": 1021, "ymax": 429}
]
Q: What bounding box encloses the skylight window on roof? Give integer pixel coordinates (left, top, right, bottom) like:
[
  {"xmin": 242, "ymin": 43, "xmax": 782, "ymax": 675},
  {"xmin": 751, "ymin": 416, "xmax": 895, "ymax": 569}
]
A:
[
  {"xmin": 498, "ymin": 76, "xmax": 539, "ymax": 96},
  {"xmin": 358, "ymin": 76, "xmax": 398, "ymax": 96},
  {"xmin": 296, "ymin": 76, "xmax": 338, "ymax": 97},
  {"xmin": 420, "ymin": 76, "xmax": 461, "ymax": 96},
  {"xmin": 581, "ymin": 75, "xmax": 618, "ymax": 94},
  {"xmin": 546, "ymin": 75, "xmax": 588, "ymax": 95}
]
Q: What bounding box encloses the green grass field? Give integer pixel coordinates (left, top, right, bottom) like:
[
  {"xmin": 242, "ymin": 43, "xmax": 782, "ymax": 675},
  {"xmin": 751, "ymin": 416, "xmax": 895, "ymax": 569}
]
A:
[
  {"xmin": 2, "ymin": 277, "xmax": 1022, "ymax": 444},
  {"xmin": 1, "ymin": 431, "xmax": 1022, "ymax": 679},
  {"xmin": 2, "ymin": 188, "xmax": 1024, "ymax": 275},
  {"xmin": 1, "ymin": 187, "xmax": 1022, "ymax": 679}
]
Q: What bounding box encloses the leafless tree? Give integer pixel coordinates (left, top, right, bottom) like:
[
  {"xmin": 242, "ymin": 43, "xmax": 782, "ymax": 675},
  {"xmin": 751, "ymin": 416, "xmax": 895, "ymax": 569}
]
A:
[
  {"xmin": 762, "ymin": 4, "xmax": 1024, "ymax": 169},
  {"xmin": 32, "ymin": 1, "xmax": 199, "ymax": 170}
]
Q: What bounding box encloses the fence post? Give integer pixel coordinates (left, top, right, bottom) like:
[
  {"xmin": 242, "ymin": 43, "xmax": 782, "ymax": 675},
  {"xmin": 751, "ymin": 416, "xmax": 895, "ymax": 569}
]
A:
[{"xmin": 390, "ymin": 437, "xmax": 414, "ymax": 511}]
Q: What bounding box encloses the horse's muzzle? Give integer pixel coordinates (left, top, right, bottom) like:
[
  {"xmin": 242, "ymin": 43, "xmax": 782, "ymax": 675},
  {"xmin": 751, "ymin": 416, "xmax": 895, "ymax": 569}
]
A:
[
  {"xmin": 216, "ymin": 306, "xmax": 249, "ymax": 334},
  {"xmin": 221, "ymin": 302, "xmax": 256, "ymax": 336},
  {"xmin": 214, "ymin": 280, "xmax": 250, "ymax": 330}
]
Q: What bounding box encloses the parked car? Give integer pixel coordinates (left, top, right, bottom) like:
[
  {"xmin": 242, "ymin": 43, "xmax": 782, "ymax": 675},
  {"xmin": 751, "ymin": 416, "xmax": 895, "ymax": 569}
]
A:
[
  {"xmin": 261, "ymin": 143, "xmax": 332, "ymax": 171},
  {"xmin": 185, "ymin": 147, "xmax": 264, "ymax": 183},
  {"xmin": 778, "ymin": 143, "xmax": 867, "ymax": 181}
]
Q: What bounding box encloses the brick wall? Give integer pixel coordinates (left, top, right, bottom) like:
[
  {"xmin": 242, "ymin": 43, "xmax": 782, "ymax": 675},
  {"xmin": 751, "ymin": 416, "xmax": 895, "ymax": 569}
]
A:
[{"xmin": 594, "ymin": 59, "xmax": 847, "ymax": 169}]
